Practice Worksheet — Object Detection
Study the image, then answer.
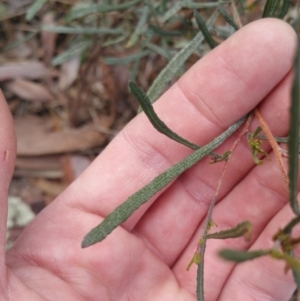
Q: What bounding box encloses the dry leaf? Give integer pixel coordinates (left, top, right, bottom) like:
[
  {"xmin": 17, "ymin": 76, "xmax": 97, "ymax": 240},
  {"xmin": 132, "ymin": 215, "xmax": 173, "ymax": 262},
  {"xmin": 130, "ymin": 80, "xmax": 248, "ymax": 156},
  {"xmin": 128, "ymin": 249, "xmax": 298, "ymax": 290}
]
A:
[
  {"xmin": 15, "ymin": 155, "xmax": 63, "ymax": 179},
  {"xmin": 0, "ymin": 61, "xmax": 50, "ymax": 81},
  {"xmin": 15, "ymin": 116, "xmax": 107, "ymax": 156},
  {"xmin": 41, "ymin": 13, "xmax": 57, "ymax": 65},
  {"xmin": 5, "ymin": 79, "xmax": 53, "ymax": 102},
  {"xmin": 59, "ymin": 56, "xmax": 80, "ymax": 90}
]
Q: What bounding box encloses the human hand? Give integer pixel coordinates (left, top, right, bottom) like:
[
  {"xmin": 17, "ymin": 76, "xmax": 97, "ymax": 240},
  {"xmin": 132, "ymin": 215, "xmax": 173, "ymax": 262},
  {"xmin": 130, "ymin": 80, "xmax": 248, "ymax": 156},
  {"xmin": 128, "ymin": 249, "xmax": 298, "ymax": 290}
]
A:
[{"xmin": 2, "ymin": 19, "xmax": 297, "ymax": 301}]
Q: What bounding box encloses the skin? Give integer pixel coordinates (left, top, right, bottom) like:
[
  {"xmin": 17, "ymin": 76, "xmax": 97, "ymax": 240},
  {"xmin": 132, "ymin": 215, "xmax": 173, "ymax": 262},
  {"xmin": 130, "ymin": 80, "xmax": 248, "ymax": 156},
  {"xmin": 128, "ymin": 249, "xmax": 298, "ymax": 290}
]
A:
[{"xmin": 0, "ymin": 19, "xmax": 298, "ymax": 301}]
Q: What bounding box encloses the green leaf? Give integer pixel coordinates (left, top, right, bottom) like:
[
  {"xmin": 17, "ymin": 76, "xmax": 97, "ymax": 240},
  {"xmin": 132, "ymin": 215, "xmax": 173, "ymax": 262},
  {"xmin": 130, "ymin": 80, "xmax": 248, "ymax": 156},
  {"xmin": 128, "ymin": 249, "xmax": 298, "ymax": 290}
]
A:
[
  {"xmin": 104, "ymin": 50, "xmax": 150, "ymax": 65},
  {"xmin": 129, "ymin": 81, "xmax": 200, "ymax": 150},
  {"xmin": 288, "ymin": 36, "xmax": 300, "ymax": 214},
  {"xmin": 145, "ymin": 42, "xmax": 172, "ymax": 59},
  {"xmin": 262, "ymin": 0, "xmax": 289, "ymax": 19},
  {"xmin": 248, "ymin": 127, "xmax": 269, "ymax": 165},
  {"xmin": 148, "ymin": 24, "xmax": 186, "ymax": 37},
  {"xmin": 161, "ymin": 2, "xmax": 183, "ymax": 22},
  {"xmin": 210, "ymin": 151, "xmax": 231, "ymax": 164},
  {"xmin": 194, "ymin": 10, "xmax": 217, "ymax": 49},
  {"xmin": 52, "ymin": 38, "xmax": 92, "ymax": 66},
  {"xmin": 270, "ymin": 249, "xmax": 300, "ymax": 272},
  {"xmin": 282, "ymin": 216, "xmax": 300, "ymax": 234},
  {"xmin": 146, "ymin": 9, "xmax": 219, "ymax": 104},
  {"xmin": 187, "ymin": 252, "xmax": 202, "ymax": 271},
  {"xmin": 277, "ymin": 0, "xmax": 290, "ymax": 19},
  {"xmin": 162, "ymin": 1, "xmax": 219, "ymax": 22},
  {"xmin": 292, "ymin": 266, "xmax": 300, "ymax": 291},
  {"xmin": 102, "ymin": 34, "xmax": 129, "ymax": 48},
  {"xmin": 26, "ymin": 0, "xmax": 48, "ymax": 21},
  {"xmin": 126, "ymin": 6, "xmax": 148, "ymax": 48},
  {"xmin": 206, "ymin": 221, "xmax": 252, "ymax": 241},
  {"xmin": 219, "ymin": 249, "xmax": 269, "ymax": 263},
  {"xmin": 42, "ymin": 26, "xmax": 125, "ymax": 35},
  {"xmin": 67, "ymin": 0, "xmax": 141, "ymax": 22},
  {"xmin": 262, "ymin": 0, "xmax": 280, "ymax": 17},
  {"xmin": 290, "ymin": 250, "xmax": 300, "ymax": 291},
  {"xmin": 82, "ymin": 116, "xmax": 246, "ymax": 248},
  {"xmin": 217, "ymin": 6, "xmax": 239, "ymax": 31}
]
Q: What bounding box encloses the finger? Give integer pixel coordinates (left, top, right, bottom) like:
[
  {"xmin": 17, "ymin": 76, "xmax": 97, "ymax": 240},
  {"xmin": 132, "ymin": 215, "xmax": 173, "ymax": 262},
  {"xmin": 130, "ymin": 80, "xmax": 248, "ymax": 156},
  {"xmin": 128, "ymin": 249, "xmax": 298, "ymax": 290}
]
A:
[{"xmin": 0, "ymin": 91, "xmax": 17, "ymax": 288}]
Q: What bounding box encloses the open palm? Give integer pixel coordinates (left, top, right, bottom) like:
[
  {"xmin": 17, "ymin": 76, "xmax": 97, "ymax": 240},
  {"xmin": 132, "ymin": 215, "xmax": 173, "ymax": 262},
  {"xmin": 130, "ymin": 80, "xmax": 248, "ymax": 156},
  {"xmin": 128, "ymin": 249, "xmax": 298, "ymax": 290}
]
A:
[{"xmin": 1, "ymin": 19, "xmax": 298, "ymax": 301}]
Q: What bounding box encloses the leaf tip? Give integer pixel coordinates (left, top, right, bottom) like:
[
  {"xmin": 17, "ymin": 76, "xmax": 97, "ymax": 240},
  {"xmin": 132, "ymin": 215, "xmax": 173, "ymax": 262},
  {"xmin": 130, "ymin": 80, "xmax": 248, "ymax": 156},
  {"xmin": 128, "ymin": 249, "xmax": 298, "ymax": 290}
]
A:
[{"xmin": 81, "ymin": 236, "xmax": 91, "ymax": 248}]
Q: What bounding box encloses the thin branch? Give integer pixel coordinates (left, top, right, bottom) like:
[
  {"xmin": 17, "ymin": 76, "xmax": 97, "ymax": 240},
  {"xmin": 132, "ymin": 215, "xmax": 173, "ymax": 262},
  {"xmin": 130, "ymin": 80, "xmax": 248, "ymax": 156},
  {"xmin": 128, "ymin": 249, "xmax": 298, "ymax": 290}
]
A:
[{"xmin": 254, "ymin": 108, "xmax": 289, "ymax": 190}]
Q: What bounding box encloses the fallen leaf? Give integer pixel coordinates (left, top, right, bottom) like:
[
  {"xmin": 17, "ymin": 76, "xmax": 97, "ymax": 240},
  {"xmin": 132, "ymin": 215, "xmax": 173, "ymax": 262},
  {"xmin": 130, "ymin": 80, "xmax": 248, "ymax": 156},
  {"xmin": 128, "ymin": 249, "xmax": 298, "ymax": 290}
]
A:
[
  {"xmin": 15, "ymin": 116, "xmax": 107, "ymax": 156},
  {"xmin": 0, "ymin": 61, "xmax": 50, "ymax": 81},
  {"xmin": 59, "ymin": 56, "xmax": 80, "ymax": 90},
  {"xmin": 15, "ymin": 155, "xmax": 63, "ymax": 179},
  {"xmin": 41, "ymin": 12, "xmax": 57, "ymax": 65},
  {"xmin": 5, "ymin": 79, "xmax": 53, "ymax": 102}
]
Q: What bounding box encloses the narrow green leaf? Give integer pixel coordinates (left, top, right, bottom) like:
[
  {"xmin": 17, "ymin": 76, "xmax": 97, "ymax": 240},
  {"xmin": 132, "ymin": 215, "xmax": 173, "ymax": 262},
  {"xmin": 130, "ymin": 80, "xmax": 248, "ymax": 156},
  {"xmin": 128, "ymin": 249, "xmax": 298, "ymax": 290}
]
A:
[
  {"xmin": 288, "ymin": 36, "xmax": 300, "ymax": 214},
  {"xmin": 252, "ymin": 134, "xmax": 300, "ymax": 150},
  {"xmin": 104, "ymin": 50, "xmax": 150, "ymax": 65},
  {"xmin": 290, "ymin": 250, "xmax": 300, "ymax": 291},
  {"xmin": 209, "ymin": 150, "xmax": 231, "ymax": 164},
  {"xmin": 206, "ymin": 221, "xmax": 252, "ymax": 240},
  {"xmin": 67, "ymin": 0, "xmax": 141, "ymax": 22},
  {"xmin": 52, "ymin": 39, "xmax": 92, "ymax": 66},
  {"xmin": 270, "ymin": 249, "xmax": 300, "ymax": 272},
  {"xmin": 184, "ymin": 1, "xmax": 222, "ymax": 9},
  {"xmin": 187, "ymin": 252, "xmax": 202, "ymax": 271},
  {"xmin": 219, "ymin": 249, "xmax": 269, "ymax": 263},
  {"xmin": 145, "ymin": 42, "xmax": 172, "ymax": 59},
  {"xmin": 194, "ymin": 10, "xmax": 217, "ymax": 49},
  {"xmin": 262, "ymin": 0, "xmax": 281, "ymax": 18},
  {"xmin": 149, "ymin": 24, "xmax": 186, "ymax": 37},
  {"xmin": 102, "ymin": 34, "xmax": 129, "ymax": 48},
  {"xmin": 292, "ymin": 267, "xmax": 300, "ymax": 291},
  {"xmin": 282, "ymin": 216, "xmax": 300, "ymax": 234},
  {"xmin": 26, "ymin": 0, "xmax": 48, "ymax": 21},
  {"xmin": 252, "ymin": 126, "xmax": 262, "ymax": 137},
  {"xmin": 126, "ymin": 6, "xmax": 148, "ymax": 48},
  {"xmin": 42, "ymin": 26, "xmax": 124, "ymax": 35},
  {"xmin": 129, "ymin": 81, "xmax": 200, "ymax": 150},
  {"xmin": 0, "ymin": 3, "xmax": 9, "ymax": 20},
  {"xmin": 147, "ymin": 9, "xmax": 219, "ymax": 104},
  {"xmin": 130, "ymin": 57, "xmax": 141, "ymax": 82},
  {"xmin": 82, "ymin": 116, "xmax": 246, "ymax": 248},
  {"xmin": 217, "ymin": 6, "xmax": 239, "ymax": 31},
  {"xmin": 248, "ymin": 128, "xmax": 269, "ymax": 165},
  {"xmin": 161, "ymin": 2, "xmax": 183, "ymax": 22},
  {"xmin": 162, "ymin": 2, "xmax": 219, "ymax": 22},
  {"xmin": 277, "ymin": 0, "xmax": 290, "ymax": 19}
]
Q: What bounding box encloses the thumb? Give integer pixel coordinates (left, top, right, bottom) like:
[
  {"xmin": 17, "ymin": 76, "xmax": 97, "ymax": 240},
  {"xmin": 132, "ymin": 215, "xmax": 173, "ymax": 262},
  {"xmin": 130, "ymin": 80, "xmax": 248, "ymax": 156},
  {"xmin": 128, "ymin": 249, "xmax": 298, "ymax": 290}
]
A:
[{"xmin": 0, "ymin": 90, "xmax": 16, "ymax": 269}]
